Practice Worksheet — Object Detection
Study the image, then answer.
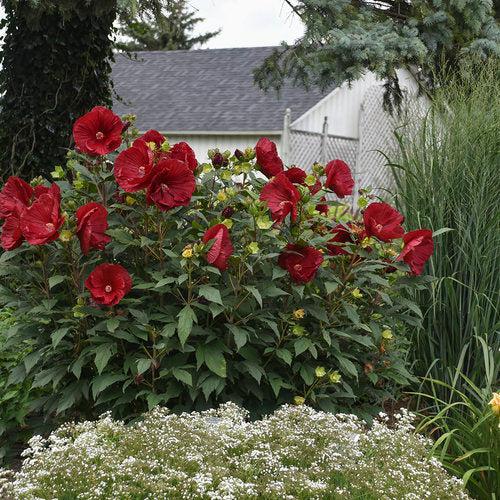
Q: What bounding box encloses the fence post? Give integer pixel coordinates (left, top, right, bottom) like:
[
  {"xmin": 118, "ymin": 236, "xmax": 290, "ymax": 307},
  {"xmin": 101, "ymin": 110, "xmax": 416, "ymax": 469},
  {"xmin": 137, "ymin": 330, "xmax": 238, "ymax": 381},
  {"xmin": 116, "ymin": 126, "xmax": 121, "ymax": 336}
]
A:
[
  {"xmin": 282, "ymin": 108, "xmax": 292, "ymax": 164},
  {"xmin": 320, "ymin": 115, "xmax": 329, "ymax": 164}
]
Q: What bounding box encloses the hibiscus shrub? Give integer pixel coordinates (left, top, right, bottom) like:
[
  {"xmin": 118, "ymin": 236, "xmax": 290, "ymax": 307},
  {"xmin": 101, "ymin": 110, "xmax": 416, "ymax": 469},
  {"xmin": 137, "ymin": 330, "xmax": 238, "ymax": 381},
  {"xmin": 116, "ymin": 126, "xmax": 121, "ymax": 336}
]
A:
[{"xmin": 0, "ymin": 107, "xmax": 434, "ymax": 421}]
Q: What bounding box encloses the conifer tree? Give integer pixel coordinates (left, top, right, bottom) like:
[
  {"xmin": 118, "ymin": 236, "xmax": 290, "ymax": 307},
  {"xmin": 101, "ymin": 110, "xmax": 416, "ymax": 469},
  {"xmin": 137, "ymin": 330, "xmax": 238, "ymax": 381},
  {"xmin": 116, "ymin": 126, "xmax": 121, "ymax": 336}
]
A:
[
  {"xmin": 117, "ymin": 0, "xmax": 220, "ymax": 51},
  {"xmin": 255, "ymin": 0, "xmax": 500, "ymax": 106}
]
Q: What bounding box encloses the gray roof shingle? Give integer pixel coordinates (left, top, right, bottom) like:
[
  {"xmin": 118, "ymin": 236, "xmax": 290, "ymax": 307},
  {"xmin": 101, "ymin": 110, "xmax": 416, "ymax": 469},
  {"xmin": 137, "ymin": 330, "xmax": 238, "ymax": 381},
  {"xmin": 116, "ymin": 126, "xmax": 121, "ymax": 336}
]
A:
[{"xmin": 112, "ymin": 47, "xmax": 332, "ymax": 132}]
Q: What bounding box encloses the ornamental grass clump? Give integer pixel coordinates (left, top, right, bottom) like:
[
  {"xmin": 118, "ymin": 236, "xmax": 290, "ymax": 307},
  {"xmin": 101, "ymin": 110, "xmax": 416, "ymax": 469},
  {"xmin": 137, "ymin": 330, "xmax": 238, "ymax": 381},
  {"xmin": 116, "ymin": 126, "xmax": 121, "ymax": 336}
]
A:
[
  {"xmin": 0, "ymin": 403, "xmax": 470, "ymax": 500},
  {"xmin": 0, "ymin": 107, "xmax": 434, "ymax": 421}
]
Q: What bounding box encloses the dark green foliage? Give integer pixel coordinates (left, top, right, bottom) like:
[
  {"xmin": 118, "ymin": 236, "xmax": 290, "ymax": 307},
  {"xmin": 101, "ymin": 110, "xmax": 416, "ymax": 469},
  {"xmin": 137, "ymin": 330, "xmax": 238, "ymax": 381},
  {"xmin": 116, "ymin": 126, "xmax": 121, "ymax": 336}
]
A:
[
  {"xmin": 255, "ymin": 0, "xmax": 500, "ymax": 107},
  {"xmin": 0, "ymin": 0, "xmax": 116, "ymax": 180},
  {"xmin": 0, "ymin": 127, "xmax": 424, "ymax": 427},
  {"xmin": 116, "ymin": 0, "xmax": 220, "ymax": 51}
]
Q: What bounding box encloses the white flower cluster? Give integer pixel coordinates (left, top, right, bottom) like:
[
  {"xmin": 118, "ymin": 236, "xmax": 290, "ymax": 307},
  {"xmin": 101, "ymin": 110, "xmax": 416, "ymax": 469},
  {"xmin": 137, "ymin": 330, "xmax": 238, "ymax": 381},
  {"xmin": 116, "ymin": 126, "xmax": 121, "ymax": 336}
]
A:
[{"xmin": 0, "ymin": 403, "xmax": 469, "ymax": 499}]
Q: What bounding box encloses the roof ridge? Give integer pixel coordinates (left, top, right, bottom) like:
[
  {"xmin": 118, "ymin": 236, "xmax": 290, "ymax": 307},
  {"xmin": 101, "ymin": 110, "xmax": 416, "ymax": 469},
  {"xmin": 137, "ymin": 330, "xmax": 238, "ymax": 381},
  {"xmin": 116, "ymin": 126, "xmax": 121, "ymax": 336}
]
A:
[{"xmin": 114, "ymin": 46, "xmax": 280, "ymax": 56}]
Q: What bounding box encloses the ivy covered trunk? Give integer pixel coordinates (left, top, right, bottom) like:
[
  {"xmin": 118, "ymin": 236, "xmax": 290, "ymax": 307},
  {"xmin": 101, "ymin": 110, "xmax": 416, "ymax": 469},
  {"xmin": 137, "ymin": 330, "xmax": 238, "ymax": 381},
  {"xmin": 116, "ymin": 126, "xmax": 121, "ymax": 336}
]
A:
[{"xmin": 0, "ymin": 0, "xmax": 117, "ymax": 180}]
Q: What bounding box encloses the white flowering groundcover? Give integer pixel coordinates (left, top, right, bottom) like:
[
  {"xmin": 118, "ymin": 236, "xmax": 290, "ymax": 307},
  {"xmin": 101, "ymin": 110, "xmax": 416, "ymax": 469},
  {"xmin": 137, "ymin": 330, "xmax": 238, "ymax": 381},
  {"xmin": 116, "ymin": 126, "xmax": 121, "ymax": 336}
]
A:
[{"xmin": 0, "ymin": 403, "xmax": 469, "ymax": 500}]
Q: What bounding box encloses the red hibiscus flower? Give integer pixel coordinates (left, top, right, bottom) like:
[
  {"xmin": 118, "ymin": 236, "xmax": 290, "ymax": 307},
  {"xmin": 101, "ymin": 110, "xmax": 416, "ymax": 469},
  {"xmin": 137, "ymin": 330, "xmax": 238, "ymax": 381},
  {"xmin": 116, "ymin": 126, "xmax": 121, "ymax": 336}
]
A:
[
  {"xmin": 255, "ymin": 138, "xmax": 284, "ymax": 178},
  {"xmin": 324, "ymin": 160, "xmax": 354, "ymax": 198},
  {"xmin": 73, "ymin": 106, "xmax": 123, "ymax": 156},
  {"xmin": 21, "ymin": 184, "xmax": 64, "ymax": 245},
  {"xmin": 283, "ymin": 167, "xmax": 307, "ymax": 185},
  {"xmin": 327, "ymin": 223, "xmax": 355, "ymax": 255},
  {"xmin": 114, "ymin": 140, "xmax": 154, "ymax": 192},
  {"xmin": 397, "ymin": 229, "xmax": 434, "ymax": 275},
  {"xmin": 85, "ymin": 263, "xmax": 132, "ymax": 306},
  {"xmin": 139, "ymin": 129, "xmax": 166, "ymax": 148},
  {"xmin": 33, "ymin": 185, "xmax": 51, "ymax": 199},
  {"xmin": 165, "ymin": 142, "xmax": 197, "ymax": 172},
  {"xmin": 260, "ymin": 173, "xmax": 301, "ymax": 224},
  {"xmin": 76, "ymin": 202, "xmax": 111, "ymax": 255},
  {"xmin": 0, "ymin": 210, "xmax": 24, "ymax": 251},
  {"xmin": 0, "ymin": 176, "xmax": 33, "ymax": 219},
  {"xmin": 278, "ymin": 244, "xmax": 324, "ymax": 283},
  {"xmin": 202, "ymin": 223, "xmax": 234, "ymax": 271},
  {"xmin": 146, "ymin": 158, "xmax": 196, "ymax": 211},
  {"xmin": 363, "ymin": 202, "xmax": 404, "ymax": 242}
]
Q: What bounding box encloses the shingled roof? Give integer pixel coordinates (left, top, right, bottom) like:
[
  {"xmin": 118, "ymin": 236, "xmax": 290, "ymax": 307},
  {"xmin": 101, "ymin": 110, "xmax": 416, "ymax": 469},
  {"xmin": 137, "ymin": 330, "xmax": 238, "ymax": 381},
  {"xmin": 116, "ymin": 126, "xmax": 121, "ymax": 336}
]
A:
[{"xmin": 112, "ymin": 46, "xmax": 332, "ymax": 133}]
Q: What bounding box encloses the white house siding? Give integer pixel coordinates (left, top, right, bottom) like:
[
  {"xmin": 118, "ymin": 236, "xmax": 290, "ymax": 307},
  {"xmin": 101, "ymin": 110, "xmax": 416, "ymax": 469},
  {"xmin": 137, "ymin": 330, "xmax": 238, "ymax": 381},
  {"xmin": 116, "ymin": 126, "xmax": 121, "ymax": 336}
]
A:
[
  {"xmin": 290, "ymin": 69, "xmax": 419, "ymax": 139},
  {"xmin": 158, "ymin": 132, "xmax": 282, "ymax": 164}
]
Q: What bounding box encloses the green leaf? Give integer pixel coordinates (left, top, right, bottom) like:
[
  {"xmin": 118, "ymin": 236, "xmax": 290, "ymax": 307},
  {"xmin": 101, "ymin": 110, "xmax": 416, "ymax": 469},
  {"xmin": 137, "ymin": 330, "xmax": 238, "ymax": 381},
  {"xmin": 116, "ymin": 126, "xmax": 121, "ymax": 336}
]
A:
[
  {"xmin": 172, "ymin": 368, "xmax": 192, "ymax": 386},
  {"xmin": 243, "ymin": 285, "xmax": 262, "ymax": 307},
  {"xmin": 294, "ymin": 338, "xmax": 312, "ymax": 356},
  {"xmin": 337, "ymin": 356, "xmax": 358, "ymax": 379},
  {"xmin": 260, "ymin": 283, "xmax": 289, "ymax": 298},
  {"xmin": 155, "ymin": 277, "xmax": 176, "ymax": 288},
  {"xmin": 272, "ymin": 267, "xmax": 287, "ymax": 280},
  {"xmin": 106, "ymin": 317, "xmax": 120, "ymax": 333},
  {"xmin": 91, "ymin": 373, "xmax": 127, "ymax": 399},
  {"xmin": 269, "ymin": 375, "xmax": 283, "ymax": 397},
  {"xmin": 198, "ymin": 284, "xmax": 223, "ymax": 305},
  {"xmin": 23, "ymin": 351, "xmax": 42, "ymax": 374},
  {"xmin": 325, "ymin": 281, "xmax": 339, "ymax": 294},
  {"xmin": 226, "ymin": 324, "xmax": 248, "ymax": 350},
  {"xmin": 177, "ymin": 305, "xmax": 196, "ymax": 346},
  {"xmin": 51, "ymin": 327, "xmax": 70, "ymax": 347},
  {"xmin": 432, "ymin": 227, "xmax": 453, "ymax": 237},
  {"xmin": 136, "ymin": 358, "xmax": 151, "ymax": 375},
  {"xmin": 343, "ymin": 303, "xmax": 360, "ymax": 324},
  {"xmin": 94, "ymin": 344, "xmax": 114, "ymax": 375},
  {"xmin": 275, "ymin": 348, "xmax": 292, "ymax": 365},
  {"xmin": 48, "ymin": 275, "xmax": 65, "ymax": 289},
  {"xmin": 203, "ymin": 344, "xmax": 227, "ymax": 378}
]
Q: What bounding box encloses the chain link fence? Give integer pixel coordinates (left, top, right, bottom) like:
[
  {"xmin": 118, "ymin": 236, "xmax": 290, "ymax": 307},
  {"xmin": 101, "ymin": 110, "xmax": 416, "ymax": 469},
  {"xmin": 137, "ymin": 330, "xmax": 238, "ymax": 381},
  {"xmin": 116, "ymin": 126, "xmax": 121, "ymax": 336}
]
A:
[{"xmin": 287, "ymin": 85, "xmax": 408, "ymax": 197}]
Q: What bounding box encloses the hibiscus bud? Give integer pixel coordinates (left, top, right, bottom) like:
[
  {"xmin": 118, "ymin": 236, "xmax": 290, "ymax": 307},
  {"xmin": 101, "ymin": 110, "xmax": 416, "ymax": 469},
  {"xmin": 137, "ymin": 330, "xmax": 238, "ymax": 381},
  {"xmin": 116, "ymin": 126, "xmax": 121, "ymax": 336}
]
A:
[
  {"xmin": 216, "ymin": 190, "xmax": 228, "ymax": 202},
  {"xmin": 364, "ymin": 363, "xmax": 374, "ymax": 374},
  {"xmin": 312, "ymin": 163, "xmax": 324, "ymax": 176},
  {"xmin": 212, "ymin": 152, "xmax": 225, "ymax": 167},
  {"xmin": 51, "ymin": 165, "xmax": 65, "ymax": 180},
  {"xmin": 315, "ymin": 366, "xmax": 326, "ymax": 378},
  {"xmin": 292, "ymin": 325, "xmax": 305, "ymax": 336},
  {"xmin": 125, "ymin": 195, "xmax": 136, "ymax": 206},
  {"xmin": 134, "ymin": 373, "xmax": 144, "ymax": 385},
  {"xmin": 221, "ymin": 206, "xmax": 235, "ymax": 218},
  {"xmin": 121, "ymin": 120, "xmax": 132, "ymax": 133},
  {"xmin": 292, "ymin": 308, "xmax": 305, "ymax": 320},
  {"xmin": 244, "ymin": 147, "xmax": 255, "ymax": 160},
  {"xmin": 59, "ymin": 230, "xmax": 73, "ymax": 243},
  {"xmin": 293, "ymin": 396, "xmax": 305, "ymax": 405},
  {"xmin": 256, "ymin": 216, "xmax": 273, "ymax": 230},
  {"xmin": 489, "ymin": 393, "xmax": 500, "ymax": 416},
  {"xmin": 329, "ymin": 371, "xmax": 341, "ymax": 384},
  {"xmin": 240, "ymin": 162, "xmax": 252, "ymax": 173},
  {"xmin": 234, "ymin": 149, "xmax": 244, "ymax": 160},
  {"xmin": 246, "ymin": 242, "xmax": 259, "ymax": 254},
  {"xmin": 220, "ymin": 170, "xmax": 232, "ymax": 181},
  {"xmin": 381, "ymin": 329, "xmax": 393, "ymax": 340},
  {"xmin": 160, "ymin": 140, "xmax": 170, "ymax": 152},
  {"xmin": 371, "ymin": 313, "xmax": 383, "ymax": 320},
  {"xmin": 222, "ymin": 219, "xmax": 233, "ymax": 229},
  {"xmin": 182, "ymin": 245, "xmax": 193, "ymax": 259},
  {"xmin": 351, "ymin": 288, "xmax": 363, "ymax": 299}
]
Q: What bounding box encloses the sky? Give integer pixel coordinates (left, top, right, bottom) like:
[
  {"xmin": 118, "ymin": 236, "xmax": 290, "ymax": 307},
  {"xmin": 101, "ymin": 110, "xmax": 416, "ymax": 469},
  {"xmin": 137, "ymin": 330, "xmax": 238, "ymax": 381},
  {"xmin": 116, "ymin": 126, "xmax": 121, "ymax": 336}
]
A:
[{"xmin": 187, "ymin": 0, "xmax": 305, "ymax": 49}]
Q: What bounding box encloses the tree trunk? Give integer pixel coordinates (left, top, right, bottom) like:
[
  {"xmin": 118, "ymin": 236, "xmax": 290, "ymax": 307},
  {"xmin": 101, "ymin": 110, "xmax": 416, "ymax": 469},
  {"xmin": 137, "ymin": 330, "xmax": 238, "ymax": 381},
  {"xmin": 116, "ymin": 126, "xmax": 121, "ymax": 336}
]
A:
[{"xmin": 0, "ymin": 0, "xmax": 117, "ymax": 180}]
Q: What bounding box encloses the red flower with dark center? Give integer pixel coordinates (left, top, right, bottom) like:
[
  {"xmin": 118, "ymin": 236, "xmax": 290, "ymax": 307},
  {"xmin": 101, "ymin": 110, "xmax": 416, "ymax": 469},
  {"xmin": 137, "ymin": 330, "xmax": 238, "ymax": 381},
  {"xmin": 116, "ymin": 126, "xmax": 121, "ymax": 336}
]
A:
[
  {"xmin": 139, "ymin": 129, "xmax": 166, "ymax": 148},
  {"xmin": 76, "ymin": 202, "xmax": 111, "ymax": 255},
  {"xmin": 363, "ymin": 202, "xmax": 404, "ymax": 242},
  {"xmin": 85, "ymin": 263, "xmax": 132, "ymax": 306},
  {"xmin": 316, "ymin": 197, "xmax": 329, "ymax": 215},
  {"xmin": 202, "ymin": 223, "xmax": 234, "ymax": 271},
  {"xmin": 114, "ymin": 140, "xmax": 154, "ymax": 192},
  {"xmin": 21, "ymin": 184, "xmax": 64, "ymax": 245},
  {"xmin": 397, "ymin": 229, "xmax": 434, "ymax": 275},
  {"xmin": 166, "ymin": 142, "xmax": 197, "ymax": 172},
  {"xmin": 146, "ymin": 158, "xmax": 196, "ymax": 211},
  {"xmin": 324, "ymin": 160, "xmax": 354, "ymax": 198},
  {"xmin": 260, "ymin": 173, "xmax": 301, "ymax": 224},
  {"xmin": 73, "ymin": 106, "xmax": 123, "ymax": 156},
  {"xmin": 327, "ymin": 223, "xmax": 355, "ymax": 255},
  {"xmin": 255, "ymin": 138, "xmax": 284, "ymax": 178},
  {"xmin": 0, "ymin": 210, "xmax": 24, "ymax": 251},
  {"xmin": 0, "ymin": 176, "xmax": 33, "ymax": 219},
  {"xmin": 283, "ymin": 167, "xmax": 307, "ymax": 185},
  {"xmin": 278, "ymin": 244, "xmax": 324, "ymax": 283}
]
